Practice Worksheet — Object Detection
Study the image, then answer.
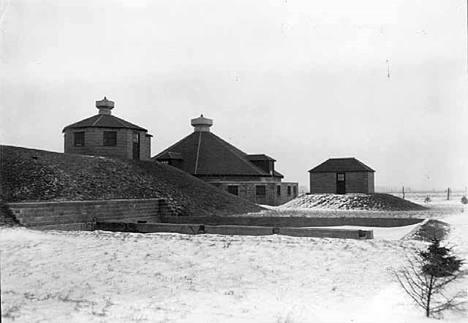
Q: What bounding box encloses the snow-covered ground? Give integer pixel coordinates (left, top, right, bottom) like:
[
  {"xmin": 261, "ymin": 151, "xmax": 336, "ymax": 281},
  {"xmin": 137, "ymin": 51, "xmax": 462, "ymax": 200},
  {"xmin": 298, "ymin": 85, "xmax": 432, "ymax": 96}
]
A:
[{"xmin": 1, "ymin": 196, "xmax": 467, "ymax": 323}]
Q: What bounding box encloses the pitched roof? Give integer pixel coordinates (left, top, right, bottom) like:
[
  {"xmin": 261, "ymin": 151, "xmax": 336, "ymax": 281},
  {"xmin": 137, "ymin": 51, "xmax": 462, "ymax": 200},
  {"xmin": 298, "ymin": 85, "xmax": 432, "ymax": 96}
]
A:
[
  {"xmin": 308, "ymin": 158, "xmax": 375, "ymax": 173},
  {"xmin": 62, "ymin": 114, "xmax": 148, "ymax": 132},
  {"xmin": 153, "ymin": 132, "xmax": 283, "ymax": 178}
]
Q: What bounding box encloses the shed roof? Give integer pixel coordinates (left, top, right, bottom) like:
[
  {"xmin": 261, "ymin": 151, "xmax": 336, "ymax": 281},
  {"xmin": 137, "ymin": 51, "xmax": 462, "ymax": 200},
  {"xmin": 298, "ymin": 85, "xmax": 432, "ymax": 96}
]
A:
[
  {"xmin": 153, "ymin": 131, "xmax": 283, "ymax": 178},
  {"xmin": 309, "ymin": 158, "xmax": 375, "ymax": 173},
  {"xmin": 62, "ymin": 114, "xmax": 148, "ymax": 133},
  {"xmin": 246, "ymin": 154, "xmax": 276, "ymax": 162},
  {"xmin": 157, "ymin": 151, "xmax": 183, "ymax": 160}
]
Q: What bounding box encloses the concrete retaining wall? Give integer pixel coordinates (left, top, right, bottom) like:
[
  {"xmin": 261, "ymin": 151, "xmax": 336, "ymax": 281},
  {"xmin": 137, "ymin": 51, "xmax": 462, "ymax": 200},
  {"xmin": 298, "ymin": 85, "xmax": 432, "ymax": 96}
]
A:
[
  {"xmin": 6, "ymin": 198, "xmax": 176, "ymax": 230},
  {"xmin": 96, "ymin": 222, "xmax": 374, "ymax": 239},
  {"xmin": 160, "ymin": 216, "xmax": 423, "ymax": 228}
]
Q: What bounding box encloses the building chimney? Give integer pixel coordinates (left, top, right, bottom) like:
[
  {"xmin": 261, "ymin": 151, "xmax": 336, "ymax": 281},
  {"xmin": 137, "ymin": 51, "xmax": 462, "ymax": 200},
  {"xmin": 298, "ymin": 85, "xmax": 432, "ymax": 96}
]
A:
[
  {"xmin": 96, "ymin": 97, "xmax": 114, "ymax": 115},
  {"xmin": 191, "ymin": 114, "xmax": 213, "ymax": 132}
]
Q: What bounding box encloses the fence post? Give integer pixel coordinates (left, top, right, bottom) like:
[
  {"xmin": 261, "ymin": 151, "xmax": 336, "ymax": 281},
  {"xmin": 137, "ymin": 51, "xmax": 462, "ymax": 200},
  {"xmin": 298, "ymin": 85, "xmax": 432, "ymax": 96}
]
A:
[{"xmin": 402, "ymin": 186, "xmax": 405, "ymax": 199}]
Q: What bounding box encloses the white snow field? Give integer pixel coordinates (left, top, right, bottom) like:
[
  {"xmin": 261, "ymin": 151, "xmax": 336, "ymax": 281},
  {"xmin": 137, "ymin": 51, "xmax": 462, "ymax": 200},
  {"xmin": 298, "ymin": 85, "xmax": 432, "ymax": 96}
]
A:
[{"xmin": 1, "ymin": 195, "xmax": 467, "ymax": 323}]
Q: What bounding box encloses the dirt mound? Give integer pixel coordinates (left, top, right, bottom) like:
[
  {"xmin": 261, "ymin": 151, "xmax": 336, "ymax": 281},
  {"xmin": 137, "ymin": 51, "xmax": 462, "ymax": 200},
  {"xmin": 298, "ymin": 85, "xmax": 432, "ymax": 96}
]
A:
[
  {"xmin": 0, "ymin": 145, "xmax": 263, "ymax": 217},
  {"xmin": 282, "ymin": 193, "xmax": 427, "ymax": 211}
]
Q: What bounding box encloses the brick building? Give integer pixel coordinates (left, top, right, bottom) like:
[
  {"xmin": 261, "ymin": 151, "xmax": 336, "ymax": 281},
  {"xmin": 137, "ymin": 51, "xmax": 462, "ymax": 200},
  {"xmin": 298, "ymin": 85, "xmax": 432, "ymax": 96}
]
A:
[
  {"xmin": 309, "ymin": 158, "xmax": 375, "ymax": 194},
  {"xmin": 63, "ymin": 97, "xmax": 152, "ymax": 160},
  {"xmin": 153, "ymin": 115, "xmax": 298, "ymax": 206}
]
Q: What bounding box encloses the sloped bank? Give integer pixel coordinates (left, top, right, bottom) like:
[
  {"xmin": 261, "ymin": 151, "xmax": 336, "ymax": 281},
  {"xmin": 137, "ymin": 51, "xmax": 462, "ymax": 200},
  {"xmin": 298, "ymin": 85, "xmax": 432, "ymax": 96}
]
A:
[
  {"xmin": 0, "ymin": 145, "xmax": 263, "ymax": 225},
  {"xmin": 282, "ymin": 193, "xmax": 427, "ymax": 211}
]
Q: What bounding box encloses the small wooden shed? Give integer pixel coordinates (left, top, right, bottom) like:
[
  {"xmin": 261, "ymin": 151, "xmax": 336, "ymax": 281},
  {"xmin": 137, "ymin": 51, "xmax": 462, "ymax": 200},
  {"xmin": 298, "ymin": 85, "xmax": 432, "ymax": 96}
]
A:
[{"xmin": 309, "ymin": 158, "xmax": 375, "ymax": 194}]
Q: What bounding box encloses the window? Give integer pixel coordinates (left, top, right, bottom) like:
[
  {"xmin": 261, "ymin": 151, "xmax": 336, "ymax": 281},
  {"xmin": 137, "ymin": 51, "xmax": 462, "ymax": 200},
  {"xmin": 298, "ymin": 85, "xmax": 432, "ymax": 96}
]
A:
[
  {"xmin": 103, "ymin": 131, "xmax": 117, "ymax": 146},
  {"xmin": 293, "ymin": 186, "xmax": 297, "ymax": 196},
  {"xmin": 227, "ymin": 185, "xmax": 239, "ymax": 196},
  {"xmin": 256, "ymin": 185, "xmax": 266, "ymax": 197},
  {"xmin": 287, "ymin": 186, "xmax": 291, "ymax": 195},
  {"xmin": 337, "ymin": 173, "xmax": 345, "ymax": 181},
  {"xmin": 74, "ymin": 132, "xmax": 85, "ymax": 147},
  {"xmin": 277, "ymin": 186, "xmax": 281, "ymax": 196},
  {"xmin": 132, "ymin": 133, "xmax": 139, "ymax": 143}
]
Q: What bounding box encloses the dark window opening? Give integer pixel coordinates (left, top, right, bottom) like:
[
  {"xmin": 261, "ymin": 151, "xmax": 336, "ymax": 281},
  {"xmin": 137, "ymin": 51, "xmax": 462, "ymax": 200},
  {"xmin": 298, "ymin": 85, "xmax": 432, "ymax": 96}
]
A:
[
  {"xmin": 256, "ymin": 185, "xmax": 266, "ymax": 197},
  {"xmin": 277, "ymin": 186, "xmax": 281, "ymax": 196},
  {"xmin": 132, "ymin": 132, "xmax": 140, "ymax": 160},
  {"xmin": 287, "ymin": 186, "xmax": 291, "ymax": 195},
  {"xmin": 227, "ymin": 185, "xmax": 239, "ymax": 196},
  {"xmin": 293, "ymin": 186, "xmax": 297, "ymax": 196},
  {"xmin": 74, "ymin": 132, "xmax": 85, "ymax": 147},
  {"xmin": 103, "ymin": 131, "xmax": 117, "ymax": 146}
]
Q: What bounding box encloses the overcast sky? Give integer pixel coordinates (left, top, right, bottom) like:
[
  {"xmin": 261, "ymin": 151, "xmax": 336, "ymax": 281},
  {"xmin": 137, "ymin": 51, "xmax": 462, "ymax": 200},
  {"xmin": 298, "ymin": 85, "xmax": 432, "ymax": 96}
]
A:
[{"xmin": 1, "ymin": 0, "xmax": 467, "ymax": 191}]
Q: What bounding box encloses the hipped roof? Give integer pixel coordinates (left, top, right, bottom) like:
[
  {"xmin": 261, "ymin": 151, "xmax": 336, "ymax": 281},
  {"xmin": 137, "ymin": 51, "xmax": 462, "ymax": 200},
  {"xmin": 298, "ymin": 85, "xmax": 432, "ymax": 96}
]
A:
[
  {"xmin": 62, "ymin": 114, "xmax": 148, "ymax": 133},
  {"xmin": 309, "ymin": 158, "xmax": 375, "ymax": 173},
  {"xmin": 153, "ymin": 131, "xmax": 283, "ymax": 178}
]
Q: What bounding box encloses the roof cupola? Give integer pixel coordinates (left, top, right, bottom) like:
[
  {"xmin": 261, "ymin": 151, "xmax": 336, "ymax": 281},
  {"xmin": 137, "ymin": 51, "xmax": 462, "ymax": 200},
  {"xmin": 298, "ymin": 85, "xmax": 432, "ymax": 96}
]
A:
[
  {"xmin": 191, "ymin": 114, "xmax": 213, "ymax": 132},
  {"xmin": 96, "ymin": 97, "xmax": 114, "ymax": 115}
]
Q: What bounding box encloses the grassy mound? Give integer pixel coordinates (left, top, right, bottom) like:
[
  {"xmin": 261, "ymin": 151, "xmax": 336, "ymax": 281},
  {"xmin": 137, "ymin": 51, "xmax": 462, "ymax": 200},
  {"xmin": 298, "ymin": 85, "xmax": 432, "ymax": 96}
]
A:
[
  {"xmin": 0, "ymin": 145, "xmax": 263, "ymax": 217},
  {"xmin": 282, "ymin": 193, "xmax": 427, "ymax": 211}
]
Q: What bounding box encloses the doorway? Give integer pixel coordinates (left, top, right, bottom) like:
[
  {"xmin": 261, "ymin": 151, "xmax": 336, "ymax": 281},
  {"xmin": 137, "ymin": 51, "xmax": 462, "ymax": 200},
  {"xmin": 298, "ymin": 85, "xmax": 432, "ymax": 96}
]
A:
[{"xmin": 336, "ymin": 173, "xmax": 346, "ymax": 194}]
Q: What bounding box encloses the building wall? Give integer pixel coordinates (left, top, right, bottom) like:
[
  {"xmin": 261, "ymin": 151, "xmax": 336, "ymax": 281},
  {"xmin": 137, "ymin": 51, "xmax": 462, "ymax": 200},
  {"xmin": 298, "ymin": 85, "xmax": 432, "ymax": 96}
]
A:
[
  {"xmin": 310, "ymin": 173, "xmax": 336, "ymax": 193},
  {"xmin": 199, "ymin": 175, "xmax": 282, "ymax": 182},
  {"xmin": 368, "ymin": 172, "xmax": 375, "ymax": 193},
  {"xmin": 64, "ymin": 128, "xmax": 150, "ymax": 160},
  {"xmin": 276, "ymin": 182, "xmax": 299, "ymax": 205},
  {"xmin": 207, "ymin": 180, "xmax": 298, "ymax": 206},
  {"xmin": 309, "ymin": 171, "xmax": 375, "ymax": 194},
  {"xmin": 140, "ymin": 134, "xmax": 152, "ymax": 161},
  {"xmin": 346, "ymin": 172, "xmax": 371, "ymax": 193}
]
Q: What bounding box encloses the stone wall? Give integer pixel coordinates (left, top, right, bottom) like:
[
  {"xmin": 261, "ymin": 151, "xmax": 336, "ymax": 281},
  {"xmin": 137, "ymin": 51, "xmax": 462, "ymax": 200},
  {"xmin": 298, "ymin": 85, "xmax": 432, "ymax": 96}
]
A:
[
  {"xmin": 64, "ymin": 128, "xmax": 151, "ymax": 161},
  {"xmin": 208, "ymin": 180, "xmax": 298, "ymax": 206},
  {"xmin": 276, "ymin": 182, "xmax": 299, "ymax": 205},
  {"xmin": 64, "ymin": 128, "xmax": 131, "ymax": 159},
  {"xmin": 6, "ymin": 198, "xmax": 176, "ymax": 230}
]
